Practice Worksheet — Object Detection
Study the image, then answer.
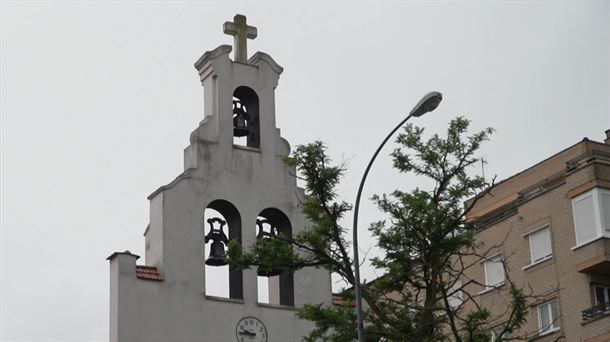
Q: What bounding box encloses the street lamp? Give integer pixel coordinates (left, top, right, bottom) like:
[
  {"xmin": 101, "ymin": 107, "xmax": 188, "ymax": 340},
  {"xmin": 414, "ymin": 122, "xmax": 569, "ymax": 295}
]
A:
[{"xmin": 352, "ymin": 91, "xmax": 443, "ymax": 342}]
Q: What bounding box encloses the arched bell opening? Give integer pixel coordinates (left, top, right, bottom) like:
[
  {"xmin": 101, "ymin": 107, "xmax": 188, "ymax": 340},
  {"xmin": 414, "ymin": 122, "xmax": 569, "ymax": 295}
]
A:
[
  {"xmin": 256, "ymin": 208, "xmax": 294, "ymax": 306},
  {"xmin": 204, "ymin": 200, "xmax": 243, "ymax": 300},
  {"xmin": 232, "ymin": 86, "xmax": 260, "ymax": 148}
]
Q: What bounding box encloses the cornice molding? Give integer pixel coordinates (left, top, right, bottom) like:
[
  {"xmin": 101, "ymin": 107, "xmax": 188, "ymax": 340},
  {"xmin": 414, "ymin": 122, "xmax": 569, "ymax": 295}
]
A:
[
  {"xmin": 194, "ymin": 45, "xmax": 232, "ymax": 71},
  {"xmin": 249, "ymin": 51, "xmax": 284, "ymax": 75}
]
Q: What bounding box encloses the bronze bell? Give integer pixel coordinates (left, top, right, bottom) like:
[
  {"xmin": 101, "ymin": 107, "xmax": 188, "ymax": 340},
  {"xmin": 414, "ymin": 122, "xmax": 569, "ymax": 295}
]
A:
[
  {"xmin": 256, "ymin": 219, "xmax": 283, "ymax": 277},
  {"xmin": 204, "ymin": 218, "xmax": 229, "ymax": 266},
  {"xmin": 233, "ymin": 100, "xmax": 250, "ymax": 137}
]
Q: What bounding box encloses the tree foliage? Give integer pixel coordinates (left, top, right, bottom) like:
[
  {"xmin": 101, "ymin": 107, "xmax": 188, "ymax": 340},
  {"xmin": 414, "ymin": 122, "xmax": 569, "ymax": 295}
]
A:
[{"xmin": 228, "ymin": 117, "xmax": 528, "ymax": 341}]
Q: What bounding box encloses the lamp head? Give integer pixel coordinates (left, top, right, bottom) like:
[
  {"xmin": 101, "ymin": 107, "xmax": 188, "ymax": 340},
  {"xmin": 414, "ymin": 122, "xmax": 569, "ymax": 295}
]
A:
[{"xmin": 409, "ymin": 91, "xmax": 443, "ymax": 117}]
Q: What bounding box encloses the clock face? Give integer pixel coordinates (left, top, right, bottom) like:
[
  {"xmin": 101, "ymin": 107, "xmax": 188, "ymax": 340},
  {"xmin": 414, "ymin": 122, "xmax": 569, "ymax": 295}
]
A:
[{"xmin": 235, "ymin": 316, "xmax": 267, "ymax": 342}]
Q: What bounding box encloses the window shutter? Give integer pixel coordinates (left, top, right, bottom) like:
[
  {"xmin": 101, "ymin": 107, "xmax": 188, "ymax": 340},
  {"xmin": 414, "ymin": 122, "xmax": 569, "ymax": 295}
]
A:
[
  {"xmin": 448, "ymin": 279, "xmax": 463, "ymax": 308},
  {"xmin": 539, "ymin": 304, "xmax": 550, "ymax": 332},
  {"xmin": 600, "ymin": 190, "xmax": 610, "ymax": 233},
  {"xmin": 572, "ymin": 194, "xmax": 597, "ymax": 244},
  {"xmin": 485, "ymin": 255, "xmax": 505, "ymax": 287},
  {"xmin": 530, "ymin": 227, "xmax": 552, "ymax": 262}
]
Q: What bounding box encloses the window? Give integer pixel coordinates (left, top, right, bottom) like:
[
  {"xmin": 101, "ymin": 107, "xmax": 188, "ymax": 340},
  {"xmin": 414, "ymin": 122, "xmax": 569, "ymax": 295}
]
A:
[
  {"xmin": 593, "ymin": 285, "xmax": 610, "ymax": 316},
  {"xmin": 491, "ymin": 324, "xmax": 512, "ymax": 342},
  {"xmin": 484, "ymin": 254, "xmax": 505, "ymax": 289},
  {"xmin": 594, "ymin": 285, "xmax": 610, "ymax": 306},
  {"xmin": 572, "ymin": 188, "xmax": 610, "ymax": 246},
  {"xmin": 537, "ymin": 299, "xmax": 560, "ymax": 334},
  {"xmin": 447, "ymin": 279, "xmax": 463, "ymax": 309},
  {"xmin": 526, "ymin": 225, "xmax": 552, "ymax": 264}
]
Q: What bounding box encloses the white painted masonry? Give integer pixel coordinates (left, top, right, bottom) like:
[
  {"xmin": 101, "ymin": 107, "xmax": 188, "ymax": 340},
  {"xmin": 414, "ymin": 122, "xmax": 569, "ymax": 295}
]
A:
[{"xmin": 108, "ymin": 16, "xmax": 332, "ymax": 342}]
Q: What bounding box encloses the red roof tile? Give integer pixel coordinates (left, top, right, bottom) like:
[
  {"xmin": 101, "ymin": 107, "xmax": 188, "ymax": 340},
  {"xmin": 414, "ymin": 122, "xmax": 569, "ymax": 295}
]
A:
[
  {"xmin": 332, "ymin": 293, "xmax": 355, "ymax": 307},
  {"xmin": 136, "ymin": 266, "xmax": 164, "ymax": 281}
]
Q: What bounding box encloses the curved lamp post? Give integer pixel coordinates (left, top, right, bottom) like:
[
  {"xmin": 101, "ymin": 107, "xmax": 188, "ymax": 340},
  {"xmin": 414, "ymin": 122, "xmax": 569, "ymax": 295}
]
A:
[{"xmin": 353, "ymin": 91, "xmax": 443, "ymax": 342}]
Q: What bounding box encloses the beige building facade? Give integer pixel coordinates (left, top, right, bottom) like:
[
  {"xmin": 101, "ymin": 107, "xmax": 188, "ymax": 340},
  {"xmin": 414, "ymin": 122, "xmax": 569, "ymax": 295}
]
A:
[{"xmin": 465, "ymin": 131, "xmax": 610, "ymax": 341}]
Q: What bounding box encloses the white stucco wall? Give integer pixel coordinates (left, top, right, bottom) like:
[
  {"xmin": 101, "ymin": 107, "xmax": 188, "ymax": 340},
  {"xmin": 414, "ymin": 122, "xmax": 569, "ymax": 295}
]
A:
[{"xmin": 108, "ymin": 45, "xmax": 332, "ymax": 342}]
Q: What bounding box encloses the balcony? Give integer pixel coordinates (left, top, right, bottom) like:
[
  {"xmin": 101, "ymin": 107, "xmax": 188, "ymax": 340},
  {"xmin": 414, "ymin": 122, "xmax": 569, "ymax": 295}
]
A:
[
  {"xmin": 582, "ymin": 301, "xmax": 610, "ymax": 323},
  {"xmin": 573, "ymin": 238, "xmax": 610, "ymax": 275}
]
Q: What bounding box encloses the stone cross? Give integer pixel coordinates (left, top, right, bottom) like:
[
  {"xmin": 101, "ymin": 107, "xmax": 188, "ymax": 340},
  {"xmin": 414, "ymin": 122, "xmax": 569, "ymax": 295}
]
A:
[{"xmin": 223, "ymin": 14, "xmax": 257, "ymax": 63}]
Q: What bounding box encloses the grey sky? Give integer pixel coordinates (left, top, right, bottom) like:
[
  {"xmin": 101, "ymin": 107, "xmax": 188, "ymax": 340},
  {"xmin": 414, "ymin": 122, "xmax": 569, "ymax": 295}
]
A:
[{"xmin": 1, "ymin": 1, "xmax": 609, "ymax": 341}]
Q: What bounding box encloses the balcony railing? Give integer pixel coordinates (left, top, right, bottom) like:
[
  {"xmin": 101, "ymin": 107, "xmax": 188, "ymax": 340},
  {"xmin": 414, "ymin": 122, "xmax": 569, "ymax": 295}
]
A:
[{"xmin": 582, "ymin": 301, "xmax": 610, "ymax": 322}]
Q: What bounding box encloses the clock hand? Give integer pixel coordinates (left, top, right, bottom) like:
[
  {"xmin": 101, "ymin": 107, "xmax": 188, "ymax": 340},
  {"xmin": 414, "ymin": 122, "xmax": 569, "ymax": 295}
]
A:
[{"xmin": 238, "ymin": 329, "xmax": 256, "ymax": 336}]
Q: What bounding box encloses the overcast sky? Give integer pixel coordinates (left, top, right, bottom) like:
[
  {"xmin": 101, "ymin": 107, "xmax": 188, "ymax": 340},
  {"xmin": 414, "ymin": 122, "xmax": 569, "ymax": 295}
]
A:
[{"xmin": 1, "ymin": 1, "xmax": 609, "ymax": 341}]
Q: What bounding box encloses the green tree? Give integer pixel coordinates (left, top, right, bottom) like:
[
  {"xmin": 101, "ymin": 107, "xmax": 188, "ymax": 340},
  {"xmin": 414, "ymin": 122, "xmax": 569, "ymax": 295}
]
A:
[{"xmin": 228, "ymin": 117, "xmax": 528, "ymax": 341}]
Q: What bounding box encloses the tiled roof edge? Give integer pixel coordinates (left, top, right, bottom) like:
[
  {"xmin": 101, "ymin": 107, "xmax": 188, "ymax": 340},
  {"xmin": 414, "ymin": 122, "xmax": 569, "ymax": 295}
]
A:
[{"xmin": 135, "ymin": 265, "xmax": 164, "ymax": 282}]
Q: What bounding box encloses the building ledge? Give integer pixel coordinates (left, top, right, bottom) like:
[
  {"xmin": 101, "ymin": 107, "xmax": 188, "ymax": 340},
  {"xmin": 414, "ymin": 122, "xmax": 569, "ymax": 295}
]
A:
[
  {"xmin": 571, "ymin": 236, "xmax": 608, "ymax": 251},
  {"xmin": 106, "ymin": 250, "xmax": 140, "ymax": 261},
  {"xmin": 233, "ymin": 144, "xmax": 261, "ymax": 153},
  {"xmin": 477, "ymin": 282, "xmax": 505, "ymax": 296},
  {"xmin": 522, "ymin": 256, "xmax": 553, "ymax": 271},
  {"xmin": 527, "ymin": 328, "xmax": 561, "ymax": 341},
  {"xmin": 257, "ymin": 302, "xmax": 296, "ymax": 311},
  {"xmin": 204, "ymin": 294, "xmax": 244, "ymax": 304}
]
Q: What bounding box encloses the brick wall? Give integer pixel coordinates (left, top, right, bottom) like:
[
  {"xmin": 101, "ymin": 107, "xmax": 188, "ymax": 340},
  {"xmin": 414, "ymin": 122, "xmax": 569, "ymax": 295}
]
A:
[{"xmin": 463, "ymin": 139, "xmax": 610, "ymax": 341}]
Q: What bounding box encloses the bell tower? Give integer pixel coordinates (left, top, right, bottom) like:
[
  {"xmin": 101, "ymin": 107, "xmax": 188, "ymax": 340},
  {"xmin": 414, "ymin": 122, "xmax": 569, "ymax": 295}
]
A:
[{"xmin": 107, "ymin": 14, "xmax": 332, "ymax": 342}]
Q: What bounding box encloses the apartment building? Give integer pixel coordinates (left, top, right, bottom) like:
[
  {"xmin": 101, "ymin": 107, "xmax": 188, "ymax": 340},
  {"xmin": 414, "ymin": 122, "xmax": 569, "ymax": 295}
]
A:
[{"xmin": 464, "ymin": 130, "xmax": 610, "ymax": 341}]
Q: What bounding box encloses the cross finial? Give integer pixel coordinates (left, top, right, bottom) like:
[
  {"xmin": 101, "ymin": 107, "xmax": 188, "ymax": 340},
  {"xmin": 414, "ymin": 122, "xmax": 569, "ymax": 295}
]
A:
[{"xmin": 223, "ymin": 14, "xmax": 257, "ymax": 63}]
